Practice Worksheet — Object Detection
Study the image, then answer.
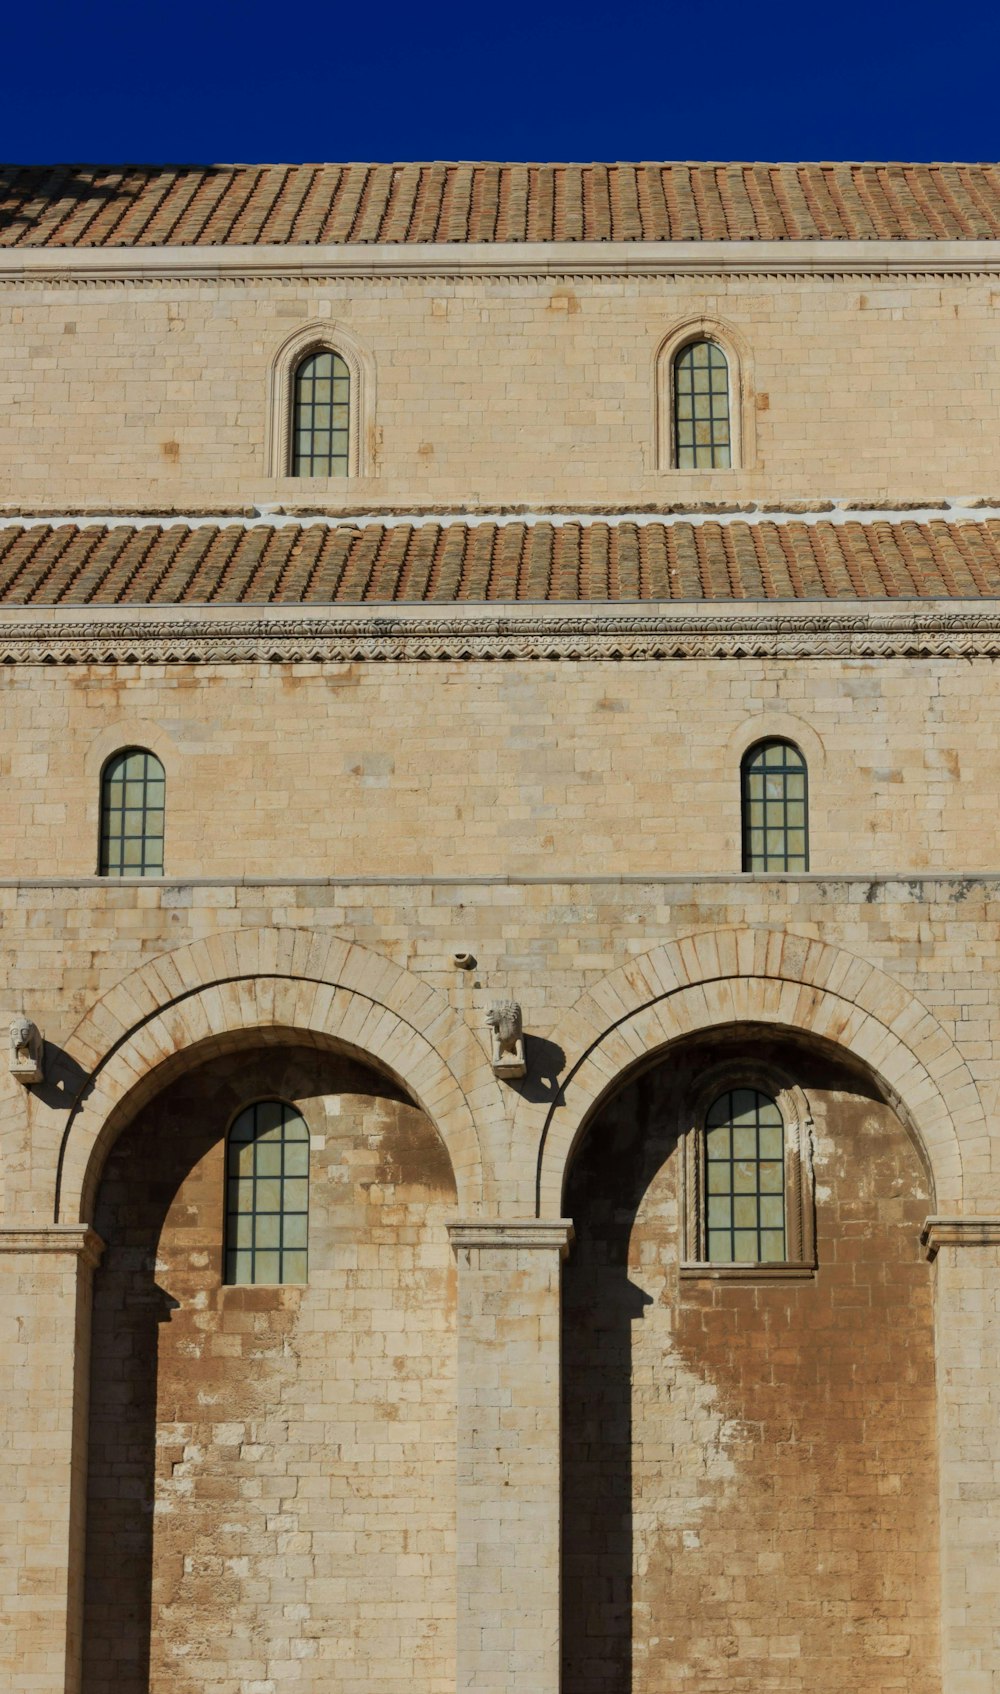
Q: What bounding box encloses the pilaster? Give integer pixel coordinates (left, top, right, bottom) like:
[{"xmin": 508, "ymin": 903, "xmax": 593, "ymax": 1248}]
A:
[
  {"xmin": 449, "ymin": 1219, "xmax": 573, "ymax": 1694},
  {"xmin": 922, "ymin": 1217, "xmax": 1000, "ymax": 1694},
  {"xmin": 0, "ymin": 1226, "xmax": 104, "ymax": 1694}
]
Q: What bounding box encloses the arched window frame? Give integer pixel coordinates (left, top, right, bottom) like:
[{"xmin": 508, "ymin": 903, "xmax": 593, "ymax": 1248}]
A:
[
  {"xmin": 223, "ymin": 1096, "xmax": 310, "ymax": 1286},
  {"xmin": 654, "ymin": 316, "xmax": 754, "ymax": 472},
  {"xmin": 680, "ymin": 1063, "xmax": 816, "ymax": 1279},
  {"xmin": 265, "ymin": 321, "xmax": 374, "ymax": 479},
  {"xmin": 741, "ymin": 737, "xmax": 810, "ymax": 873},
  {"xmin": 97, "ymin": 746, "xmax": 166, "ymax": 878}
]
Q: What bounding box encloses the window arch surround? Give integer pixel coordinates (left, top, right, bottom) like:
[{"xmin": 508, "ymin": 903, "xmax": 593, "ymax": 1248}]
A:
[
  {"xmin": 265, "ymin": 320, "xmax": 374, "ymax": 479},
  {"xmin": 98, "ymin": 746, "xmax": 165, "ymax": 878},
  {"xmin": 654, "ymin": 316, "xmax": 754, "ymax": 472}
]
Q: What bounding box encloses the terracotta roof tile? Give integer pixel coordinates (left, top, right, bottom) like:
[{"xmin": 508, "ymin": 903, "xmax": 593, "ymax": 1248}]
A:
[
  {"xmin": 4, "ymin": 163, "xmax": 1000, "ymax": 248},
  {"xmin": 1, "ymin": 518, "xmax": 998, "ymax": 604}
]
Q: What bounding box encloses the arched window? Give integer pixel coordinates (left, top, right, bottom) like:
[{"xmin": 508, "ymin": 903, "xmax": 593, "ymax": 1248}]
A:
[
  {"xmin": 225, "ymin": 1100, "xmax": 309, "ymax": 1285},
  {"xmin": 673, "ymin": 339, "xmax": 731, "ymax": 468},
  {"xmin": 99, "ymin": 748, "xmax": 165, "ymax": 877},
  {"xmin": 741, "ymin": 740, "xmax": 808, "ymax": 872},
  {"xmin": 704, "ymin": 1087, "xmax": 785, "ymax": 1263},
  {"xmin": 291, "ymin": 349, "xmax": 350, "ymax": 477}
]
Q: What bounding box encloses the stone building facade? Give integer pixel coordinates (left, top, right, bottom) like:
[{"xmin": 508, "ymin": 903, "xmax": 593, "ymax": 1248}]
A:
[{"xmin": 1, "ymin": 161, "xmax": 999, "ymax": 1694}]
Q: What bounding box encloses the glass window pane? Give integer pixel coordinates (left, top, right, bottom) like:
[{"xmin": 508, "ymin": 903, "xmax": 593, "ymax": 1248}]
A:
[
  {"xmin": 292, "ymin": 350, "xmax": 351, "ymax": 477},
  {"xmin": 742, "ymin": 741, "xmax": 809, "ymax": 873},
  {"xmin": 706, "ymin": 1124, "xmax": 731, "ymax": 1158},
  {"xmin": 283, "ymin": 1178, "xmax": 309, "ymax": 1214},
  {"xmin": 703, "ymin": 1088, "xmax": 786, "ymax": 1264},
  {"xmin": 99, "ymin": 749, "xmax": 166, "ymax": 879},
  {"xmin": 224, "ymin": 1101, "xmax": 310, "ymax": 1286},
  {"xmin": 284, "ymin": 1142, "xmax": 309, "ymax": 1176},
  {"xmin": 674, "ymin": 340, "xmax": 730, "ymax": 470},
  {"xmin": 255, "ymin": 1143, "xmax": 282, "ymax": 1177},
  {"xmin": 283, "ymin": 1214, "xmax": 308, "ymax": 1249},
  {"xmin": 255, "ymin": 1213, "xmax": 281, "ymax": 1250}
]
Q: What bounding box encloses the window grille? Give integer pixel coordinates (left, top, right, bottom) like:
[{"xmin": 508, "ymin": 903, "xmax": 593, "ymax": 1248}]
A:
[
  {"xmin": 674, "ymin": 339, "xmax": 731, "ymax": 468},
  {"xmin": 741, "ymin": 740, "xmax": 809, "ymax": 872},
  {"xmin": 99, "ymin": 748, "xmax": 165, "ymax": 877},
  {"xmin": 705, "ymin": 1088, "xmax": 786, "ymax": 1264},
  {"xmin": 225, "ymin": 1100, "xmax": 309, "ymax": 1286},
  {"xmin": 291, "ymin": 350, "xmax": 350, "ymax": 477}
]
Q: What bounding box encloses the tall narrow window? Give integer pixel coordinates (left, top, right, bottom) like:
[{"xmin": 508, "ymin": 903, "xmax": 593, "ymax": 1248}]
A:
[
  {"xmin": 674, "ymin": 339, "xmax": 731, "ymax": 468},
  {"xmin": 225, "ymin": 1100, "xmax": 309, "ymax": 1285},
  {"xmin": 705, "ymin": 1088, "xmax": 786, "ymax": 1264},
  {"xmin": 741, "ymin": 740, "xmax": 808, "ymax": 872},
  {"xmin": 292, "ymin": 349, "xmax": 350, "ymax": 477},
  {"xmin": 99, "ymin": 748, "xmax": 165, "ymax": 877}
]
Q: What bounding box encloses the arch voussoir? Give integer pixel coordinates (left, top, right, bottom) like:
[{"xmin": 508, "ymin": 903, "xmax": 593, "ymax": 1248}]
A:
[
  {"xmin": 58, "ymin": 930, "xmax": 500, "ymax": 1224},
  {"xmin": 525, "ymin": 927, "xmax": 977, "ymax": 1217}
]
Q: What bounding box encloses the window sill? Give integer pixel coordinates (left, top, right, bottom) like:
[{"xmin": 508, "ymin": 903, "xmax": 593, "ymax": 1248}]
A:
[{"xmin": 679, "ymin": 1261, "xmax": 816, "ymax": 1282}]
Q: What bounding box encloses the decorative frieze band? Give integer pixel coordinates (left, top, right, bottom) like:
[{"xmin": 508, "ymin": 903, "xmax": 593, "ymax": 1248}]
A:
[
  {"xmin": 0, "ymin": 1224, "xmax": 105, "ymax": 1268},
  {"xmin": 921, "ymin": 1216, "xmax": 1000, "ymax": 1259},
  {"xmin": 4, "ymin": 610, "xmax": 1000, "ymax": 666},
  {"xmin": 448, "ymin": 1219, "xmax": 574, "ymax": 1257}
]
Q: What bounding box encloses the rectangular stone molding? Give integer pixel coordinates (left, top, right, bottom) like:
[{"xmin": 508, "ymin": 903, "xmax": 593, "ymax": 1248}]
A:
[
  {"xmin": 922, "ymin": 1217, "xmax": 1000, "ymax": 1694},
  {"xmin": 448, "ymin": 1219, "xmax": 574, "ymax": 1694},
  {"xmin": 0, "ymin": 1226, "xmax": 104, "ymax": 1694}
]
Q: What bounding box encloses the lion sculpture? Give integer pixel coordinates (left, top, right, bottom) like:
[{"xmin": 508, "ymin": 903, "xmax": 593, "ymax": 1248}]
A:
[{"xmin": 486, "ymin": 1000, "xmax": 523, "ymax": 1057}]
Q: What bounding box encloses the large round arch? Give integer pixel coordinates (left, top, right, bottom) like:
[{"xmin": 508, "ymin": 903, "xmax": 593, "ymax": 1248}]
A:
[
  {"xmin": 56, "ymin": 930, "xmax": 502, "ymax": 1223},
  {"xmin": 526, "ymin": 927, "xmax": 979, "ymax": 1215}
]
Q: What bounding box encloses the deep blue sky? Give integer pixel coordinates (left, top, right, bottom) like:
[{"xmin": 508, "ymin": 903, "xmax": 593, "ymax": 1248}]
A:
[{"xmin": 3, "ymin": 0, "xmax": 998, "ymax": 165}]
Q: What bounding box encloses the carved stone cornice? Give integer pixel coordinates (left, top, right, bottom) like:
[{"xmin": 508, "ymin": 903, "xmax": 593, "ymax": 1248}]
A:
[
  {"xmin": 448, "ymin": 1219, "xmax": 574, "ymax": 1257},
  {"xmin": 921, "ymin": 1216, "xmax": 1000, "ymax": 1259},
  {"xmin": 3, "ymin": 239, "xmax": 1000, "ymax": 288},
  {"xmin": 0, "ymin": 1224, "xmax": 105, "ymax": 1268},
  {"xmin": 3, "ymin": 608, "xmax": 1000, "ymax": 665}
]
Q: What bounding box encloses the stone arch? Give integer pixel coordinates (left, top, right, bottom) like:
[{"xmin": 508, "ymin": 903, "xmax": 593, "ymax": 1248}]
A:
[
  {"xmin": 529, "ymin": 927, "xmax": 979, "ymax": 1215},
  {"xmin": 57, "ymin": 930, "xmax": 501, "ymax": 1223}
]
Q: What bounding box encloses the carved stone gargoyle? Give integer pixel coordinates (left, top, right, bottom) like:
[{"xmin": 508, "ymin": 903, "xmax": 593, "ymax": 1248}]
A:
[
  {"xmin": 486, "ymin": 1000, "xmax": 526, "ymax": 1080},
  {"xmin": 9, "ymin": 1017, "xmax": 44, "ymax": 1086}
]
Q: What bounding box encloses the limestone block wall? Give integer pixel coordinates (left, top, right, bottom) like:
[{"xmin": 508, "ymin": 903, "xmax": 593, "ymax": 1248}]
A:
[
  {"xmin": 0, "ymin": 874, "xmax": 996, "ymax": 1220},
  {"xmin": 2, "ymin": 268, "xmax": 1000, "ymax": 509},
  {"xmin": 563, "ymin": 1030, "xmax": 939, "ymax": 1694},
  {"xmin": 0, "ymin": 653, "xmax": 997, "ymax": 882},
  {"xmin": 83, "ymin": 1044, "xmax": 457, "ymax": 1694},
  {"xmin": 0, "ymin": 878, "xmax": 999, "ymax": 1692}
]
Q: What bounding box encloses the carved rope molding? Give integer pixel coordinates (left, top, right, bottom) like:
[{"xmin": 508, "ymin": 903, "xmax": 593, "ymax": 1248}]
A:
[{"xmin": 4, "ymin": 609, "xmax": 1000, "ymax": 664}]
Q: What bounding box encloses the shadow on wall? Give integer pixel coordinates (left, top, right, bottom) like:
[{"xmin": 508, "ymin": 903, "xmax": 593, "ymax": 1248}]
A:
[
  {"xmin": 560, "ymin": 1026, "xmax": 938, "ymax": 1694},
  {"xmin": 81, "ymin": 1039, "xmax": 457, "ymax": 1694}
]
